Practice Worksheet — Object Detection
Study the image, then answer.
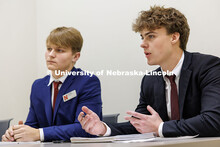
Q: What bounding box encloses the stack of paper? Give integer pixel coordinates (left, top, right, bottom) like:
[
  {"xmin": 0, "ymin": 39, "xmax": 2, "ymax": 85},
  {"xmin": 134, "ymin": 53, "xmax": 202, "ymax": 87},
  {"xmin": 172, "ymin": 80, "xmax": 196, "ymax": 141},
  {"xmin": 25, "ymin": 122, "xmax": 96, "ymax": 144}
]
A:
[{"xmin": 70, "ymin": 133, "xmax": 156, "ymax": 143}]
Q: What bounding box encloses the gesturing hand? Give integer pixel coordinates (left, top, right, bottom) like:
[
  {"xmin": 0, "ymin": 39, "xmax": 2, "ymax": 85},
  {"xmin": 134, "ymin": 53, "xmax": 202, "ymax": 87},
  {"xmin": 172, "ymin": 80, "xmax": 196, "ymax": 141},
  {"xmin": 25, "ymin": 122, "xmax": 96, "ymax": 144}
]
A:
[
  {"xmin": 125, "ymin": 105, "xmax": 163, "ymax": 136},
  {"xmin": 78, "ymin": 106, "xmax": 107, "ymax": 136}
]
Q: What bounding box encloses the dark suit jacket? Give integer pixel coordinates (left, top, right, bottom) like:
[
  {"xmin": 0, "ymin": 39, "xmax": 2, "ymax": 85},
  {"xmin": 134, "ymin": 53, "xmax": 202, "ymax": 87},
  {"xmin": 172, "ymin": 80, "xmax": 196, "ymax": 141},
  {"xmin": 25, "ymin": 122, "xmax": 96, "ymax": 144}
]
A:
[
  {"xmin": 109, "ymin": 51, "xmax": 220, "ymax": 137},
  {"xmin": 25, "ymin": 67, "xmax": 102, "ymax": 141}
]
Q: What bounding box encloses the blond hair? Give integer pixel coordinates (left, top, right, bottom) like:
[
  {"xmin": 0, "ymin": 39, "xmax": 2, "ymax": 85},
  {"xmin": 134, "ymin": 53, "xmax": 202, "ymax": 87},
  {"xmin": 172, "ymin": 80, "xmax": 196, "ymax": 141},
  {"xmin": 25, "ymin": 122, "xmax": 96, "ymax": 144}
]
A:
[{"xmin": 46, "ymin": 27, "xmax": 83, "ymax": 53}]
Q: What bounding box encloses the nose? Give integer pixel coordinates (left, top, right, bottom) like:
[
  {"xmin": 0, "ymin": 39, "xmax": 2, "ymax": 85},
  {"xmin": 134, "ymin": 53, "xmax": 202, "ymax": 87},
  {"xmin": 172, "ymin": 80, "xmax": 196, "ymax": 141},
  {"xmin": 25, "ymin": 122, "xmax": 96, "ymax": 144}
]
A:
[
  {"xmin": 49, "ymin": 49, "xmax": 55, "ymax": 57},
  {"xmin": 140, "ymin": 40, "xmax": 148, "ymax": 49}
]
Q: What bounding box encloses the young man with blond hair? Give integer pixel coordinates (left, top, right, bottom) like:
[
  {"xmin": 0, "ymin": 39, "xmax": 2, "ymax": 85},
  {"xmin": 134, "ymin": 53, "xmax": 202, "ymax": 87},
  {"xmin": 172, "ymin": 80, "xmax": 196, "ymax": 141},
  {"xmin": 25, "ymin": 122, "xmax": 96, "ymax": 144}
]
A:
[
  {"xmin": 78, "ymin": 6, "xmax": 220, "ymax": 137},
  {"xmin": 2, "ymin": 27, "xmax": 102, "ymax": 141}
]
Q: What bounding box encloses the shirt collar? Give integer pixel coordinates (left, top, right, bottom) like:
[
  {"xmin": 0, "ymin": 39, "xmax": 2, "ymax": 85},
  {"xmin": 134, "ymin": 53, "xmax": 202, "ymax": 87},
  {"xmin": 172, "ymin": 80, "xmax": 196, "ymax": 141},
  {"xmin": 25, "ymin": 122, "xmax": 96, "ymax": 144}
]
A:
[
  {"xmin": 162, "ymin": 52, "xmax": 185, "ymax": 79},
  {"xmin": 47, "ymin": 74, "xmax": 68, "ymax": 86}
]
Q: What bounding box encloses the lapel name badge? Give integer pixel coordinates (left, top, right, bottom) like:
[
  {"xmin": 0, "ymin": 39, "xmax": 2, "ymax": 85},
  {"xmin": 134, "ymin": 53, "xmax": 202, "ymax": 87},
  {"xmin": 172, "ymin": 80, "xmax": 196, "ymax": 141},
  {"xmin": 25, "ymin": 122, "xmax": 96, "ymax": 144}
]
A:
[{"xmin": 63, "ymin": 90, "xmax": 77, "ymax": 102}]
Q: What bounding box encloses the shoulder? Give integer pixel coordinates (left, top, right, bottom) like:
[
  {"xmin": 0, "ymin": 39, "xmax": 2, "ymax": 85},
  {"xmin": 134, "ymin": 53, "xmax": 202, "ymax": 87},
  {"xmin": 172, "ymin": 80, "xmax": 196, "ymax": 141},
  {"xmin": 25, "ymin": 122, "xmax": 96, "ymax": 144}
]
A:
[
  {"xmin": 31, "ymin": 75, "xmax": 50, "ymax": 89},
  {"xmin": 74, "ymin": 68, "xmax": 100, "ymax": 82},
  {"xmin": 69, "ymin": 68, "xmax": 101, "ymax": 88},
  {"xmin": 188, "ymin": 52, "xmax": 220, "ymax": 67},
  {"xmin": 186, "ymin": 51, "xmax": 220, "ymax": 85}
]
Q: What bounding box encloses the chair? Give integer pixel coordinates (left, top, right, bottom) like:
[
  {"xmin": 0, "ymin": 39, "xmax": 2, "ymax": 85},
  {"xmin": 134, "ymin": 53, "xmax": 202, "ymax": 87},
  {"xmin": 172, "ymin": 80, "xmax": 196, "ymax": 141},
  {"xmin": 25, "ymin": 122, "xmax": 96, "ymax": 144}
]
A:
[
  {"xmin": 0, "ymin": 118, "xmax": 13, "ymax": 138},
  {"xmin": 102, "ymin": 113, "xmax": 120, "ymax": 124}
]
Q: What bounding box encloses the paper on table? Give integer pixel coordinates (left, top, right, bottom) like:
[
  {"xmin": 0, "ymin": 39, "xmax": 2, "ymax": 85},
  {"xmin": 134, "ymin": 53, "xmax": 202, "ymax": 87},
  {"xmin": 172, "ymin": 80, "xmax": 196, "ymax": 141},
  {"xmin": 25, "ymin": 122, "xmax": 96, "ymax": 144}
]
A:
[
  {"xmin": 152, "ymin": 134, "xmax": 199, "ymax": 142},
  {"xmin": 70, "ymin": 136, "xmax": 115, "ymax": 143},
  {"xmin": 70, "ymin": 132, "xmax": 156, "ymax": 143},
  {"xmin": 114, "ymin": 133, "xmax": 156, "ymax": 141},
  {"xmin": 113, "ymin": 134, "xmax": 199, "ymax": 143}
]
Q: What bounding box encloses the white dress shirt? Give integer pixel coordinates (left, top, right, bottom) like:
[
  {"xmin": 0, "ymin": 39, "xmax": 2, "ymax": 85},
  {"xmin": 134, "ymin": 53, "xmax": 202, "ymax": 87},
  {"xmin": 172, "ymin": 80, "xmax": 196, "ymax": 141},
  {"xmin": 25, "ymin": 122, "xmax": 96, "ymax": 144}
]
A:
[
  {"xmin": 39, "ymin": 74, "xmax": 67, "ymax": 141},
  {"xmin": 158, "ymin": 52, "xmax": 184, "ymax": 137},
  {"xmin": 103, "ymin": 52, "xmax": 185, "ymax": 137}
]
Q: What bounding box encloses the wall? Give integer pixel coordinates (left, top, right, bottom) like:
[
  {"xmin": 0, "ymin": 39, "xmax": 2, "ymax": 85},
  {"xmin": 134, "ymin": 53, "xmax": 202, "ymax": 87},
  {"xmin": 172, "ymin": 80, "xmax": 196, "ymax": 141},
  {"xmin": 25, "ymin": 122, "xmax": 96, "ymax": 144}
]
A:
[{"xmin": 0, "ymin": 0, "xmax": 37, "ymax": 125}]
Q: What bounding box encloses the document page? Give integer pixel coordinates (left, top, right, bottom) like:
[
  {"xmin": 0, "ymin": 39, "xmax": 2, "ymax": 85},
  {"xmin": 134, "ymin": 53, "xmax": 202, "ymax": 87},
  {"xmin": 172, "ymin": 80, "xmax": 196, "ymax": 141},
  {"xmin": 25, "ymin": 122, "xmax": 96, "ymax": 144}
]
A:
[{"xmin": 71, "ymin": 132, "xmax": 156, "ymax": 143}]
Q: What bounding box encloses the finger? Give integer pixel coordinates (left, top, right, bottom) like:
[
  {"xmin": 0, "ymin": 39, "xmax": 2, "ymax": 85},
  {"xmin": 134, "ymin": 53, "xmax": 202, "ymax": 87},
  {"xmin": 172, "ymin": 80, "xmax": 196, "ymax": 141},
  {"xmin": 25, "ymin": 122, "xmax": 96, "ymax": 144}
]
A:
[
  {"xmin": 13, "ymin": 125, "xmax": 23, "ymax": 130},
  {"xmin": 83, "ymin": 117, "xmax": 94, "ymax": 132},
  {"xmin": 13, "ymin": 133, "xmax": 22, "ymax": 141},
  {"xmin": 5, "ymin": 130, "xmax": 14, "ymax": 141},
  {"xmin": 80, "ymin": 115, "xmax": 90, "ymax": 129},
  {"xmin": 128, "ymin": 119, "xmax": 141, "ymax": 131},
  {"xmin": 78, "ymin": 112, "xmax": 84, "ymax": 123},
  {"xmin": 8, "ymin": 126, "xmax": 14, "ymax": 136},
  {"xmin": 13, "ymin": 127, "xmax": 24, "ymax": 135},
  {"xmin": 82, "ymin": 106, "xmax": 93, "ymax": 115},
  {"xmin": 2, "ymin": 134, "xmax": 11, "ymax": 142},
  {"xmin": 126, "ymin": 111, "xmax": 145, "ymax": 120},
  {"xmin": 124, "ymin": 116, "xmax": 141, "ymax": 125},
  {"xmin": 124, "ymin": 116, "xmax": 137, "ymax": 121},
  {"xmin": 18, "ymin": 120, "xmax": 23, "ymax": 125},
  {"xmin": 147, "ymin": 105, "xmax": 157, "ymax": 115}
]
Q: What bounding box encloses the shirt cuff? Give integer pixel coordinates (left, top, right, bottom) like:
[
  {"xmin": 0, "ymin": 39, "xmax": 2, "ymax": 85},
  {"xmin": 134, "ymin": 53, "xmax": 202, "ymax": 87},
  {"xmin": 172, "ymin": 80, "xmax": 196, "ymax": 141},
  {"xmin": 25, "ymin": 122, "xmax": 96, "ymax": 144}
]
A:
[
  {"xmin": 39, "ymin": 128, "xmax": 44, "ymax": 141},
  {"xmin": 158, "ymin": 122, "xmax": 164, "ymax": 137},
  {"xmin": 101, "ymin": 122, "xmax": 111, "ymax": 136}
]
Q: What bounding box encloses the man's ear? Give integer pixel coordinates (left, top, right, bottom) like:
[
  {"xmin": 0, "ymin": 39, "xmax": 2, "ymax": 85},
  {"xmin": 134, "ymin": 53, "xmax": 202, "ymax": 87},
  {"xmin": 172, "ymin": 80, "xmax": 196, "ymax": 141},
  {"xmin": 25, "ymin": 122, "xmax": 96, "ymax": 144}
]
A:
[
  {"xmin": 72, "ymin": 52, "xmax": 81, "ymax": 63},
  {"xmin": 171, "ymin": 32, "xmax": 180, "ymax": 44}
]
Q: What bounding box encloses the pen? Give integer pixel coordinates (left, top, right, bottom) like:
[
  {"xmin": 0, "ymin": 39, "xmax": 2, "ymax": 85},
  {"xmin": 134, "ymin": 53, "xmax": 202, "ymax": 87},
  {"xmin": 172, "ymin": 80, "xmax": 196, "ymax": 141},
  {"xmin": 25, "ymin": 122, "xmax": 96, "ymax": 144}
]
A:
[{"xmin": 132, "ymin": 116, "xmax": 140, "ymax": 120}]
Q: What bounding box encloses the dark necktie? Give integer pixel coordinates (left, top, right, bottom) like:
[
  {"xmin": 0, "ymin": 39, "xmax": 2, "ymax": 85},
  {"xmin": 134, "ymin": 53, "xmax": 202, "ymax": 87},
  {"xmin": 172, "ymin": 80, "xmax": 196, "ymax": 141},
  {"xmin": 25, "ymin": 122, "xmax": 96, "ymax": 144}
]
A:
[
  {"xmin": 166, "ymin": 75, "xmax": 180, "ymax": 120},
  {"xmin": 53, "ymin": 81, "xmax": 62, "ymax": 112}
]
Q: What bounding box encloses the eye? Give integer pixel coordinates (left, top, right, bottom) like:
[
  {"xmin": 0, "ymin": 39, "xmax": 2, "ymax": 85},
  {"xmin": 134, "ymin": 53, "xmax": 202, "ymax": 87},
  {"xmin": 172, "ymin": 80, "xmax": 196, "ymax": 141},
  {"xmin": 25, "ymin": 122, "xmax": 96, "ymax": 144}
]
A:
[
  {"xmin": 47, "ymin": 48, "xmax": 52, "ymax": 51},
  {"xmin": 57, "ymin": 49, "xmax": 64, "ymax": 53},
  {"xmin": 148, "ymin": 35, "xmax": 155, "ymax": 39}
]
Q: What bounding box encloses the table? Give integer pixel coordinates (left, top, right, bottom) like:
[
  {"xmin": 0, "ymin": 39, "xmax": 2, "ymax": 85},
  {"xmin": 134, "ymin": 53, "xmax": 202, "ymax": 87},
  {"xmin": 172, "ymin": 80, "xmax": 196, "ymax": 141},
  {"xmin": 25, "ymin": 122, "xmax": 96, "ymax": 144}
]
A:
[{"xmin": 1, "ymin": 137, "xmax": 220, "ymax": 147}]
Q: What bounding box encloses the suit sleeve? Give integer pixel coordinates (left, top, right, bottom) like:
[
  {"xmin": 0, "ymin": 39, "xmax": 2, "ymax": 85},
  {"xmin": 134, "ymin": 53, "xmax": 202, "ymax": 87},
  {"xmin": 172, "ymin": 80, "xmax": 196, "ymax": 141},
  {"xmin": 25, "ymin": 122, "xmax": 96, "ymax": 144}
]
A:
[
  {"xmin": 43, "ymin": 75, "xmax": 102, "ymax": 141},
  {"xmin": 25, "ymin": 80, "xmax": 40, "ymax": 128},
  {"xmin": 163, "ymin": 57, "xmax": 220, "ymax": 137}
]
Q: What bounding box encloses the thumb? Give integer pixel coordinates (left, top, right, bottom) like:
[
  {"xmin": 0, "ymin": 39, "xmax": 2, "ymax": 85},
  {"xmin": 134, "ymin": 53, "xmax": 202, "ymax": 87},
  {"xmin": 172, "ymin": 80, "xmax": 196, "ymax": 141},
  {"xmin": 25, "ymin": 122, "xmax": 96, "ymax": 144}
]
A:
[
  {"xmin": 147, "ymin": 105, "xmax": 157, "ymax": 115},
  {"xmin": 18, "ymin": 120, "xmax": 23, "ymax": 125}
]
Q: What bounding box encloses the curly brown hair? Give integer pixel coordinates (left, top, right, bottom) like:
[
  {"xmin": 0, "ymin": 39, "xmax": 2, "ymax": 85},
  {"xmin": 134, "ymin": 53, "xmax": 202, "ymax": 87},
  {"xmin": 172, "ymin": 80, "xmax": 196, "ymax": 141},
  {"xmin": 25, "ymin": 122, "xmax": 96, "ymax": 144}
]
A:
[
  {"xmin": 46, "ymin": 27, "xmax": 83, "ymax": 53},
  {"xmin": 132, "ymin": 6, "xmax": 190, "ymax": 50}
]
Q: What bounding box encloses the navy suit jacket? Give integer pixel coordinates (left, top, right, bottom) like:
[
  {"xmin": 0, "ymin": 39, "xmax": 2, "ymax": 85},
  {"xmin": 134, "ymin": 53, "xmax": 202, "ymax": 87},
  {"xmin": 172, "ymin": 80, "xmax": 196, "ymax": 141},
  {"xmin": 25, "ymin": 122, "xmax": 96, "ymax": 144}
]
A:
[
  {"xmin": 25, "ymin": 67, "xmax": 102, "ymax": 141},
  {"xmin": 109, "ymin": 51, "xmax": 220, "ymax": 137}
]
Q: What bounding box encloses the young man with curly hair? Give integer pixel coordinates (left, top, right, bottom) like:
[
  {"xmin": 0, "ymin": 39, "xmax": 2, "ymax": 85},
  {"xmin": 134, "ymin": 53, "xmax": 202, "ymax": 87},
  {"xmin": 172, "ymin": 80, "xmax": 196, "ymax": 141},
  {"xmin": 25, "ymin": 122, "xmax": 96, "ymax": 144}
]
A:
[{"xmin": 78, "ymin": 6, "xmax": 220, "ymax": 137}]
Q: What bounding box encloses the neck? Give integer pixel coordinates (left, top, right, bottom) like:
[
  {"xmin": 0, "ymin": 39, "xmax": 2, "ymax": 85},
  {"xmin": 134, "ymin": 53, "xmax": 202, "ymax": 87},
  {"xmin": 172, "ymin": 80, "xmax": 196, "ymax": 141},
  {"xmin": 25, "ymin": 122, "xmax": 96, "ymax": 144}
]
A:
[
  {"xmin": 51, "ymin": 65, "xmax": 74, "ymax": 79},
  {"xmin": 52, "ymin": 72, "xmax": 63, "ymax": 79},
  {"xmin": 161, "ymin": 48, "xmax": 183, "ymax": 72}
]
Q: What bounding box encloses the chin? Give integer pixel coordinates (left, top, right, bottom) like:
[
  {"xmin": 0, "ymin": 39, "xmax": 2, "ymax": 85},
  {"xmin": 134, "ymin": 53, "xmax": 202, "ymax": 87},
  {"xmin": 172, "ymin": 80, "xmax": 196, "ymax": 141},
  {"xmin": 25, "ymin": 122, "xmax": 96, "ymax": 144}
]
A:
[
  {"xmin": 147, "ymin": 61, "xmax": 154, "ymax": 65},
  {"xmin": 47, "ymin": 66, "xmax": 57, "ymax": 71}
]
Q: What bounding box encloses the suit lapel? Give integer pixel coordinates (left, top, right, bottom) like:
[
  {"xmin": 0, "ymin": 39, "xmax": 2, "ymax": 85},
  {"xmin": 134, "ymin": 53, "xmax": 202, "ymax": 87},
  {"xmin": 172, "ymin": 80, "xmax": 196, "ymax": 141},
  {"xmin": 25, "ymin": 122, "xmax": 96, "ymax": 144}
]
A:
[
  {"xmin": 179, "ymin": 51, "xmax": 192, "ymax": 118},
  {"xmin": 44, "ymin": 77, "xmax": 53, "ymax": 126},
  {"xmin": 52, "ymin": 67, "xmax": 77, "ymax": 123}
]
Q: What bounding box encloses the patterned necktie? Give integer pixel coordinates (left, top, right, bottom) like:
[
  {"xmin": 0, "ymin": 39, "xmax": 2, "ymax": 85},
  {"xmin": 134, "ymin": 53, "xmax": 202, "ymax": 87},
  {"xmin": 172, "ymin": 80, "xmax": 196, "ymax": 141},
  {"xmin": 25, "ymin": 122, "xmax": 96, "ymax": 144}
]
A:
[{"xmin": 166, "ymin": 75, "xmax": 180, "ymax": 120}]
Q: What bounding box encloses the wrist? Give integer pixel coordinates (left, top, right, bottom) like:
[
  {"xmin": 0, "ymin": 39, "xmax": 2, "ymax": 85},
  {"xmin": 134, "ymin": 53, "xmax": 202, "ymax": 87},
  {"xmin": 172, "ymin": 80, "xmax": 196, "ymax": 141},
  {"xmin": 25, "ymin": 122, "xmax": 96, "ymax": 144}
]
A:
[
  {"xmin": 99, "ymin": 122, "xmax": 107, "ymax": 136},
  {"xmin": 34, "ymin": 129, "xmax": 40, "ymax": 141}
]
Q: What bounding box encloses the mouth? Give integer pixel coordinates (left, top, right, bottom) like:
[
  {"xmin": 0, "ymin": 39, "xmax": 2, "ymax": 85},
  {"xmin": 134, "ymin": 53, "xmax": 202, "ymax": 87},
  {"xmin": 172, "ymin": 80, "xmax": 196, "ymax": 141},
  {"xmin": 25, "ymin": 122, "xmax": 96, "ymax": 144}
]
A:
[
  {"xmin": 144, "ymin": 52, "xmax": 151, "ymax": 58},
  {"xmin": 47, "ymin": 60, "xmax": 56, "ymax": 64}
]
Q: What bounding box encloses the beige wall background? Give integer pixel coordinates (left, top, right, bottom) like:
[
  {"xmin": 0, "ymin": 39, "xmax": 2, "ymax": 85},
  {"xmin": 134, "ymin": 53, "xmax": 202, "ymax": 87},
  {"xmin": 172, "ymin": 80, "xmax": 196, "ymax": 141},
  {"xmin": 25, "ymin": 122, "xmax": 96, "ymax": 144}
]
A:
[{"xmin": 0, "ymin": 0, "xmax": 220, "ymax": 125}]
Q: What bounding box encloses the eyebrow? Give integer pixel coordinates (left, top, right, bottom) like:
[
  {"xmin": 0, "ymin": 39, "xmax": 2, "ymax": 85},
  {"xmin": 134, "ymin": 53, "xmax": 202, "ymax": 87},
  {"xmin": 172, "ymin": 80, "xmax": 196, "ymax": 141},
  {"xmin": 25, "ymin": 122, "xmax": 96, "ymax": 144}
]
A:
[
  {"xmin": 46, "ymin": 46, "xmax": 63, "ymax": 49},
  {"xmin": 140, "ymin": 31, "xmax": 157, "ymax": 38}
]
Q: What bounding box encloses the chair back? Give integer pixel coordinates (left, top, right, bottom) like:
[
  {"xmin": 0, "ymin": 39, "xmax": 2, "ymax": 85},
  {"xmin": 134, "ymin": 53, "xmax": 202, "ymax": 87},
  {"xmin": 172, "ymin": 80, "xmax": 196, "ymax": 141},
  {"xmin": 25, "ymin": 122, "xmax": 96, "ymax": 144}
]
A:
[
  {"xmin": 0, "ymin": 118, "xmax": 13, "ymax": 138},
  {"xmin": 103, "ymin": 114, "xmax": 120, "ymax": 123}
]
